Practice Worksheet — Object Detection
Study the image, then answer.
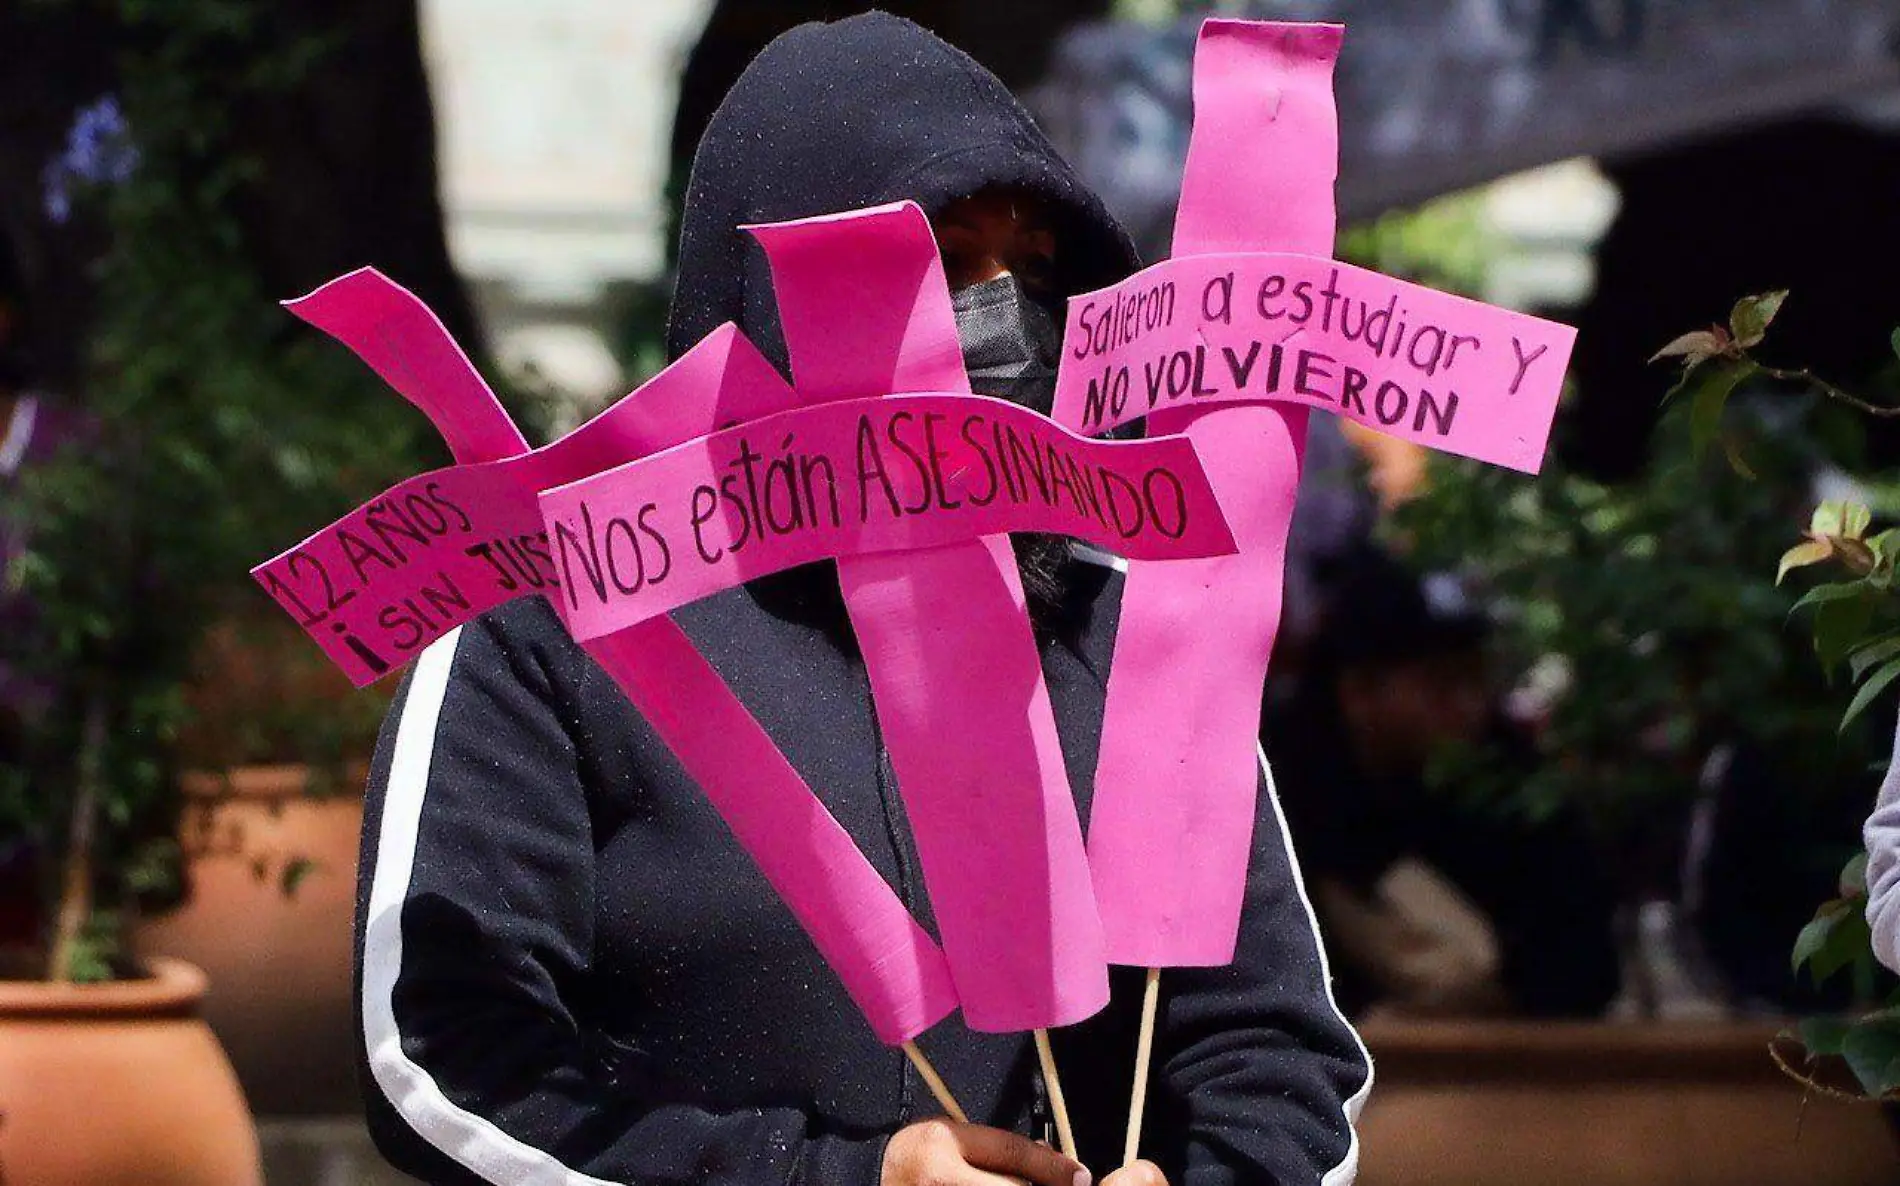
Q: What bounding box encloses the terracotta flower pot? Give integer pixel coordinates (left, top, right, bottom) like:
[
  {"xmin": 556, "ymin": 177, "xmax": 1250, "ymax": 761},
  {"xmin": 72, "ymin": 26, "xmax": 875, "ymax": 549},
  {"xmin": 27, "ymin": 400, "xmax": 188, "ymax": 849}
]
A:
[
  {"xmin": 136, "ymin": 765, "xmax": 366, "ymax": 1116},
  {"xmin": 0, "ymin": 957, "xmax": 261, "ymax": 1185}
]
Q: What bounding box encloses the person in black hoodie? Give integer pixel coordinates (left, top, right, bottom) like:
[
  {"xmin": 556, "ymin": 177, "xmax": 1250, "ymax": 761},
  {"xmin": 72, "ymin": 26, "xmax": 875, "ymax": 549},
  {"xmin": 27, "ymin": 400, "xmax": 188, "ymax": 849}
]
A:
[{"xmin": 352, "ymin": 14, "xmax": 1371, "ymax": 1186}]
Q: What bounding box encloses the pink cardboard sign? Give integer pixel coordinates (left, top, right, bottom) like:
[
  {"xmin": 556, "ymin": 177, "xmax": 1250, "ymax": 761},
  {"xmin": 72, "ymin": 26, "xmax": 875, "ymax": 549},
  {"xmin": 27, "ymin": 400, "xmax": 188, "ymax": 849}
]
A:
[
  {"xmin": 1054, "ymin": 252, "xmax": 1575, "ymax": 474},
  {"xmin": 286, "ymin": 265, "xmax": 530, "ymax": 462},
  {"xmin": 1087, "ymin": 19, "xmax": 1343, "ymax": 969},
  {"xmin": 1084, "ymin": 20, "xmax": 1575, "ymax": 970},
  {"xmin": 269, "ymin": 268, "xmax": 958, "ymax": 1045},
  {"xmin": 251, "ymin": 321, "xmax": 791, "ymax": 687},
  {"xmin": 542, "ymin": 392, "xmax": 1236, "ymax": 642},
  {"xmin": 750, "ymin": 201, "xmax": 1111, "ymax": 1033},
  {"xmin": 253, "ymin": 460, "xmax": 540, "ymax": 683}
]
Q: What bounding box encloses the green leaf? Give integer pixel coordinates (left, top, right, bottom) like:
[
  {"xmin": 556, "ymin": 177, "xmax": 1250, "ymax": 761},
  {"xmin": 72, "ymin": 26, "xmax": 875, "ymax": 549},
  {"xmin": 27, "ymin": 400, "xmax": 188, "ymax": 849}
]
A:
[
  {"xmin": 1779, "ymin": 539, "xmax": 1833, "ymax": 584},
  {"xmin": 1730, "ymin": 290, "xmax": 1789, "ymax": 349},
  {"xmin": 1843, "ymin": 656, "xmax": 1900, "ymax": 733},
  {"xmin": 1845, "ymin": 502, "xmax": 1874, "ymax": 540},
  {"xmin": 1869, "ymin": 528, "xmax": 1900, "ymax": 564},
  {"xmin": 1842, "ymin": 1016, "xmax": 1900, "ymax": 1098},
  {"xmin": 1815, "ymin": 593, "xmax": 1875, "ymax": 671},
  {"xmin": 1794, "ymin": 899, "xmax": 1851, "ymax": 974},
  {"xmin": 1720, "ymin": 434, "xmax": 1756, "ymax": 480},
  {"xmin": 1814, "ymin": 500, "xmax": 1848, "ymax": 537},
  {"xmin": 1890, "ymin": 327, "xmax": 1899, "ymax": 363},
  {"xmin": 1686, "ymin": 359, "xmax": 1758, "ymax": 461},
  {"xmin": 1789, "ymin": 581, "xmax": 1868, "ymax": 617},
  {"xmin": 1811, "ymin": 903, "xmax": 1873, "ymax": 985},
  {"xmin": 1851, "ymin": 634, "xmax": 1900, "ymax": 682},
  {"xmin": 280, "ymin": 856, "xmax": 317, "ymax": 897},
  {"xmin": 1842, "ymin": 850, "xmax": 1871, "ymax": 897},
  {"xmin": 1799, "ymin": 1015, "xmax": 1854, "ymax": 1057}
]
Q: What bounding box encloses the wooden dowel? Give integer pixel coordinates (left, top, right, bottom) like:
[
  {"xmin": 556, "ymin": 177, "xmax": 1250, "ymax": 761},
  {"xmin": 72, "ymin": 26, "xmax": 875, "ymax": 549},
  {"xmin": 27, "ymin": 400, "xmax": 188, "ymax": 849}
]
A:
[
  {"xmin": 1124, "ymin": 967, "xmax": 1162, "ymax": 1168},
  {"xmin": 1034, "ymin": 1028, "xmax": 1079, "ymax": 1160},
  {"xmin": 903, "ymin": 1041, "xmax": 969, "ymax": 1123}
]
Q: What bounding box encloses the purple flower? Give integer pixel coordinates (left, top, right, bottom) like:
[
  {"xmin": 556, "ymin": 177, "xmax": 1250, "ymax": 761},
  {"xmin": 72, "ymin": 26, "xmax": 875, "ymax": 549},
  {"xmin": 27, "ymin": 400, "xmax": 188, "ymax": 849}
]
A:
[
  {"xmin": 41, "ymin": 162, "xmax": 72, "ymax": 225},
  {"xmin": 40, "ymin": 95, "xmax": 138, "ymax": 225},
  {"xmin": 62, "ymin": 96, "xmax": 138, "ymax": 184}
]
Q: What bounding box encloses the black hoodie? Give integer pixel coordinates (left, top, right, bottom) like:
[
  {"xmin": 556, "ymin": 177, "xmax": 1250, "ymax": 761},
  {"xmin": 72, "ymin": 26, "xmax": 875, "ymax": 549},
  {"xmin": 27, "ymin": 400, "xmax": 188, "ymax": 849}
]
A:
[{"xmin": 353, "ymin": 14, "xmax": 1370, "ymax": 1186}]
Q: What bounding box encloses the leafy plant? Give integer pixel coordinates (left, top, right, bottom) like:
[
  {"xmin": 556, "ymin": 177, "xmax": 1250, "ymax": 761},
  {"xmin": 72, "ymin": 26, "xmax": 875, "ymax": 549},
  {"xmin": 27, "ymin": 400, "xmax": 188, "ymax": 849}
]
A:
[
  {"xmin": 1395, "ymin": 394, "xmax": 1862, "ymax": 876},
  {"xmin": 1650, "ymin": 291, "xmax": 1900, "ymax": 1099},
  {"xmin": 2, "ymin": 4, "xmax": 447, "ymax": 981},
  {"xmin": 1781, "ymin": 850, "xmax": 1900, "ymax": 1100},
  {"xmin": 1655, "ymin": 292, "xmax": 1900, "ymax": 736}
]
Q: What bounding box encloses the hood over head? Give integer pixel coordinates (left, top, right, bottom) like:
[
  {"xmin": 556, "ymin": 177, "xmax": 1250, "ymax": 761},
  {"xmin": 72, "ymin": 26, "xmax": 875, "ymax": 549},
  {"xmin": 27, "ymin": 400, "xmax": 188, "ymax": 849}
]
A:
[
  {"xmin": 665, "ymin": 10, "xmax": 1139, "ymax": 372},
  {"xmin": 666, "ymin": 12, "xmax": 1134, "ymax": 642}
]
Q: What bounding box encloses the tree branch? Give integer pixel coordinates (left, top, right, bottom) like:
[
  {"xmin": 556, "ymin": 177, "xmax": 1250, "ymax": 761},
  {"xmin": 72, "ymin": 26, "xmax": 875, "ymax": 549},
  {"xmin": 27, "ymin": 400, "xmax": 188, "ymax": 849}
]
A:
[{"xmin": 1757, "ymin": 364, "xmax": 1900, "ymax": 419}]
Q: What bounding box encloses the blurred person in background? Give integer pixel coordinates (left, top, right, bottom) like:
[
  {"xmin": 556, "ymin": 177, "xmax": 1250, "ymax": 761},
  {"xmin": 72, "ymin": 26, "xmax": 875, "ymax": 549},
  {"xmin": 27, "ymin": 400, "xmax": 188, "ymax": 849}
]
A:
[{"xmin": 1264, "ymin": 545, "xmax": 1621, "ymax": 1019}]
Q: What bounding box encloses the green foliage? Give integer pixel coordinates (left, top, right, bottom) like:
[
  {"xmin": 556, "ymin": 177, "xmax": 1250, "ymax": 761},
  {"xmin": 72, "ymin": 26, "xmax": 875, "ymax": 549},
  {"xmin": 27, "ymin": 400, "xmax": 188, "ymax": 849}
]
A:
[
  {"xmin": 59, "ymin": 911, "xmax": 122, "ymax": 984},
  {"xmin": 1652, "ymin": 291, "xmax": 1794, "ymax": 468},
  {"xmin": 1685, "ymin": 359, "xmax": 1759, "ymax": 464},
  {"xmin": 1336, "ymin": 190, "xmax": 1495, "ymax": 297},
  {"xmin": 1778, "ymin": 502, "xmax": 1900, "ymax": 732},
  {"xmin": 1408, "ymin": 288, "xmax": 1900, "ymax": 1094},
  {"xmin": 1643, "ymin": 296, "xmax": 1900, "ymax": 1097},
  {"xmin": 279, "ymin": 855, "xmax": 317, "ymax": 898},
  {"xmin": 1792, "ymin": 899, "xmax": 1871, "ymax": 987},
  {"xmin": 1395, "ymin": 400, "xmax": 1865, "ymax": 846},
  {"xmin": 1798, "ymin": 1014, "xmax": 1854, "ymax": 1057},
  {"xmin": 1791, "ymin": 854, "xmax": 1900, "ymax": 1097},
  {"xmin": 1729, "ymin": 290, "xmax": 1788, "ymax": 351},
  {"xmin": 1842, "ymin": 1010, "xmax": 1900, "ymax": 1097},
  {"xmin": 5, "ymin": 3, "xmax": 444, "ymax": 974},
  {"xmin": 1653, "ymin": 292, "xmax": 1793, "ymax": 465},
  {"xmin": 1652, "ymin": 294, "xmax": 1900, "ymax": 738}
]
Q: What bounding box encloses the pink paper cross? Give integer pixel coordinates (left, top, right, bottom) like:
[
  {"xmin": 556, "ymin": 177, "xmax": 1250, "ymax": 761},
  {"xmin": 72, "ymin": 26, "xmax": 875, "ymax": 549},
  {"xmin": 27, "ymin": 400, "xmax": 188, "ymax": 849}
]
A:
[
  {"xmin": 1071, "ymin": 20, "xmax": 1576, "ymax": 969},
  {"xmin": 534, "ymin": 205, "xmax": 1237, "ymax": 1032},
  {"xmin": 258, "ymin": 268, "xmax": 957, "ymax": 1045},
  {"xmin": 747, "ymin": 201, "xmax": 1108, "ymax": 1033}
]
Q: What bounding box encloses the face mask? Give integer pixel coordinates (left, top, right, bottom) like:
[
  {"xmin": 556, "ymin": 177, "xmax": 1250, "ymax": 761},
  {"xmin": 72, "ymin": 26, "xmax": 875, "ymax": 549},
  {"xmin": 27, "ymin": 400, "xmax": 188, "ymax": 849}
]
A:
[{"xmin": 950, "ymin": 273, "xmax": 1062, "ymax": 415}]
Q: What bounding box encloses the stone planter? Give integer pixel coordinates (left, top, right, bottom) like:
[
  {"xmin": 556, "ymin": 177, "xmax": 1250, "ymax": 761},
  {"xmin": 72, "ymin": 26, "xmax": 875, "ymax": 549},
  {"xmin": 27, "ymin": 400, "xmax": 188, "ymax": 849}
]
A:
[
  {"xmin": 1355, "ymin": 1018, "xmax": 1898, "ymax": 1186},
  {"xmin": 0, "ymin": 957, "xmax": 261, "ymax": 1185}
]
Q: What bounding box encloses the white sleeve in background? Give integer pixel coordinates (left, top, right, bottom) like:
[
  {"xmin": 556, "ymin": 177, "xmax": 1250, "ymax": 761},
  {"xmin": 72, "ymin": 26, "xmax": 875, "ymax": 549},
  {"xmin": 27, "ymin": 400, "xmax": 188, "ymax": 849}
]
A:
[{"xmin": 1862, "ymin": 712, "xmax": 1900, "ymax": 973}]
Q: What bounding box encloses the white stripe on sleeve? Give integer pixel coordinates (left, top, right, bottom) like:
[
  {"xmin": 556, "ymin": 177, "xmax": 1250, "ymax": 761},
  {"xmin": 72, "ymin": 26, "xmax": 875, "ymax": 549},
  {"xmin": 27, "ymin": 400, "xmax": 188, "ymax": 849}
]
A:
[{"xmin": 359, "ymin": 626, "xmax": 619, "ymax": 1186}]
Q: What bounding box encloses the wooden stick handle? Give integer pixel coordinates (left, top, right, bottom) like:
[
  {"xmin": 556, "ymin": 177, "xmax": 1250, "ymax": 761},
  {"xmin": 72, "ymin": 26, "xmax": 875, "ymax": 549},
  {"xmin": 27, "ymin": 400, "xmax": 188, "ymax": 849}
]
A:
[
  {"xmin": 1034, "ymin": 1028, "xmax": 1079, "ymax": 1161},
  {"xmin": 903, "ymin": 1041, "xmax": 969, "ymax": 1124},
  {"xmin": 1124, "ymin": 967, "xmax": 1162, "ymax": 1168}
]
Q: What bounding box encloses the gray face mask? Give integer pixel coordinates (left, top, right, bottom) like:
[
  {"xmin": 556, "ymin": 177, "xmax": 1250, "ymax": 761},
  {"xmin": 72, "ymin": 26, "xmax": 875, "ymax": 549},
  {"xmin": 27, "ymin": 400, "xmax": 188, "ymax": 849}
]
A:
[{"xmin": 951, "ymin": 273, "xmax": 1062, "ymax": 415}]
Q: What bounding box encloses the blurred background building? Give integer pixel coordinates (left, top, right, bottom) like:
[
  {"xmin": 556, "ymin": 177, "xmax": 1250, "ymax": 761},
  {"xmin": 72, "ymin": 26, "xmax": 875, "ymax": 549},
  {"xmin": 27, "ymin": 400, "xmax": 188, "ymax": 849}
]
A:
[{"xmin": 420, "ymin": 0, "xmax": 709, "ymax": 406}]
